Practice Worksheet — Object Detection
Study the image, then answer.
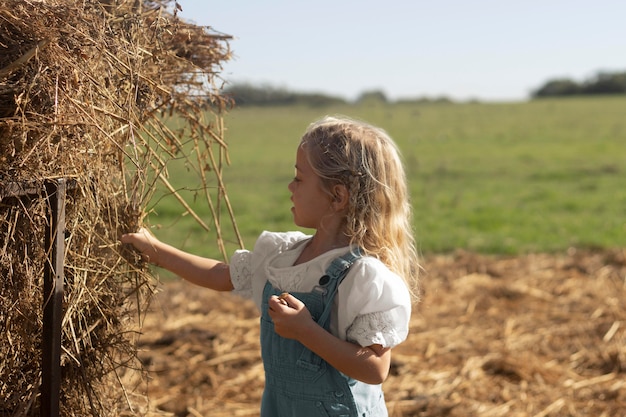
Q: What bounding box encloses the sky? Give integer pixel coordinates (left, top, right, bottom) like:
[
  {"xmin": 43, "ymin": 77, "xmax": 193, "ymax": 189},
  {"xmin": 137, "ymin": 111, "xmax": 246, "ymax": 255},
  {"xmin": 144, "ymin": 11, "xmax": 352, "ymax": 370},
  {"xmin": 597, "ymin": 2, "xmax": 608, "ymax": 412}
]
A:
[{"xmin": 176, "ymin": 0, "xmax": 626, "ymax": 102}]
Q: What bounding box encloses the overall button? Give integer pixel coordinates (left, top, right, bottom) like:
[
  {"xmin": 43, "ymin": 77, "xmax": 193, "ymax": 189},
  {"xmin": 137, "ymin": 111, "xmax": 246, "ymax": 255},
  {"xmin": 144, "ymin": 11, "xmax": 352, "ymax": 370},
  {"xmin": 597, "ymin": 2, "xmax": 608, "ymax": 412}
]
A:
[
  {"xmin": 334, "ymin": 391, "xmax": 344, "ymax": 397},
  {"xmin": 319, "ymin": 275, "xmax": 330, "ymax": 285}
]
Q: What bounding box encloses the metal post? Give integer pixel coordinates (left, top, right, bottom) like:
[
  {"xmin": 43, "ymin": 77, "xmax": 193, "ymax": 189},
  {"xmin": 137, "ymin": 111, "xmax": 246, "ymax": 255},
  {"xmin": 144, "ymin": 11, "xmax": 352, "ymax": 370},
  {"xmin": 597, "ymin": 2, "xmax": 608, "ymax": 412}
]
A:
[{"xmin": 41, "ymin": 179, "xmax": 66, "ymax": 417}]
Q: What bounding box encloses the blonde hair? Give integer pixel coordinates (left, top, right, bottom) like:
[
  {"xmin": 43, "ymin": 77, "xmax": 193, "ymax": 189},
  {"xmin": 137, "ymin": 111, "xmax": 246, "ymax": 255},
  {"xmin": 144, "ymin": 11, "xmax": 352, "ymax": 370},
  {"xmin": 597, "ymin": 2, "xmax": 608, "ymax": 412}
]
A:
[{"xmin": 300, "ymin": 115, "xmax": 421, "ymax": 300}]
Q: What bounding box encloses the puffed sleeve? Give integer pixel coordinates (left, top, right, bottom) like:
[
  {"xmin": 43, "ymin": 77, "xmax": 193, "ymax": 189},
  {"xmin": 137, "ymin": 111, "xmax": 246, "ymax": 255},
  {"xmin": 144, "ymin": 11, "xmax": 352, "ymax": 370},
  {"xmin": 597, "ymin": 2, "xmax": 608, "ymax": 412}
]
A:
[
  {"xmin": 230, "ymin": 230, "xmax": 309, "ymax": 302},
  {"xmin": 230, "ymin": 249, "xmax": 253, "ymax": 299},
  {"xmin": 338, "ymin": 258, "xmax": 412, "ymax": 348}
]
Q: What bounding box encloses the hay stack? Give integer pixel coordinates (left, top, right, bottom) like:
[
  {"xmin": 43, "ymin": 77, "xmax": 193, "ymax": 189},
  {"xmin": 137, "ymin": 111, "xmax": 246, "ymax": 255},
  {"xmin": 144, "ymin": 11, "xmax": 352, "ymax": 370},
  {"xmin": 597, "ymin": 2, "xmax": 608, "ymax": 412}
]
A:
[{"xmin": 0, "ymin": 0, "xmax": 236, "ymax": 415}]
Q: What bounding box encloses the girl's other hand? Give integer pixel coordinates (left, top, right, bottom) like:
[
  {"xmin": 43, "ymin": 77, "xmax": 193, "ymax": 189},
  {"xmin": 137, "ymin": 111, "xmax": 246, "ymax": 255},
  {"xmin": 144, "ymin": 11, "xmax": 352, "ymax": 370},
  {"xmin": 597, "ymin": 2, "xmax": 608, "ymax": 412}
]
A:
[{"xmin": 267, "ymin": 293, "xmax": 315, "ymax": 340}]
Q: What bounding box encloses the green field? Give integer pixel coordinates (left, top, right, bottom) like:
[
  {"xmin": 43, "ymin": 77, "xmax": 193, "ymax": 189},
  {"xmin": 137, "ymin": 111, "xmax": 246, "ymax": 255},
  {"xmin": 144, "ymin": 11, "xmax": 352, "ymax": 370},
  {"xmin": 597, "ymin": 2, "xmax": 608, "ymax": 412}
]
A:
[{"xmin": 145, "ymin": 96, "xmax": 625, "ymax": 262}]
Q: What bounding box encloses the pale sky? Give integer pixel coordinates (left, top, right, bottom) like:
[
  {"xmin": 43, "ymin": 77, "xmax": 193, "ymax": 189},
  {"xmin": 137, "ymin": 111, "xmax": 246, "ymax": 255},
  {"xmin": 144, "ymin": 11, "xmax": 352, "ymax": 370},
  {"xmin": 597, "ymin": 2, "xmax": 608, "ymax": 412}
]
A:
[{"xmin": 177, "ymin": 0, "xmax": 626, "ymax": 102}]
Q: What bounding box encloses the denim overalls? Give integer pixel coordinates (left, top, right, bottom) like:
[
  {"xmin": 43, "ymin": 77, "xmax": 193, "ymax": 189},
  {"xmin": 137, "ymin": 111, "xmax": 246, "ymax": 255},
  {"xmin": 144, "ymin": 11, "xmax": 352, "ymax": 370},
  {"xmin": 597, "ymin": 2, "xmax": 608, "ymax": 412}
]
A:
[{"xmin": 259, "ymin": 250, "xmax": 388, "ymax": 417}]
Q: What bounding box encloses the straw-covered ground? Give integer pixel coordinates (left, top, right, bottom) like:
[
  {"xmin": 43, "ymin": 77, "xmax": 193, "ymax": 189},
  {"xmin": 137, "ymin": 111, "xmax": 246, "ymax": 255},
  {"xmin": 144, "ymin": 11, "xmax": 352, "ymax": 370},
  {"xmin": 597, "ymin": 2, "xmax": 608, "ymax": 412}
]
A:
[{"xmin": 135, "ymin": 249, "xmax": 626, "ymax": 416}]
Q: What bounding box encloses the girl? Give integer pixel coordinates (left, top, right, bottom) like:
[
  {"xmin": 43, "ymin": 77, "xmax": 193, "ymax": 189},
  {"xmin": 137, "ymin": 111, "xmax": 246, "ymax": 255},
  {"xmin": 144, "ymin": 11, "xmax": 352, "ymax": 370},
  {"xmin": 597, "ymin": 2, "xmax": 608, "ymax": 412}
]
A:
[{"xmin": 121, "ymin": 115, "xmax": 420, "ymax": 416}]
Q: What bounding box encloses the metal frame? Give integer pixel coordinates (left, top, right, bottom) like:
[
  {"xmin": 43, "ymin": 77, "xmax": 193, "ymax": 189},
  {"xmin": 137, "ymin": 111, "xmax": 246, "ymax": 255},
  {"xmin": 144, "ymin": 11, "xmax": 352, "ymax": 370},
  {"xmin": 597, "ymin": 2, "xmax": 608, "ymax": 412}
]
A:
[
  {"xmin": 41, "ymin": 179, "xmax": 66, "ymax": 417},
  {"xmin": 1, "ymin": 178, "xmax": 75, "ymax": 417}
]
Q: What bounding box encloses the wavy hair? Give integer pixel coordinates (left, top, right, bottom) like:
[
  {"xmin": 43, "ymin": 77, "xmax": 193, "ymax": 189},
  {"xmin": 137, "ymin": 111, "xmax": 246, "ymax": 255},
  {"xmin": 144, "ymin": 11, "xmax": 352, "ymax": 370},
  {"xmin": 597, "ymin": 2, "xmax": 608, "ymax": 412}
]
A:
[{"xmin": 300, "ymin": 115, "xmax": 421, "ymax": 300}]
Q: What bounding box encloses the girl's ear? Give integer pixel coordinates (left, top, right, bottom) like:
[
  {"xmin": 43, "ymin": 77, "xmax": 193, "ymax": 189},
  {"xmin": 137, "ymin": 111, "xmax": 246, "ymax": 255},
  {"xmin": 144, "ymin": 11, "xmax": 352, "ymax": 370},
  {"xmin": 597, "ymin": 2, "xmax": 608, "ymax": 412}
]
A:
[{"xmin": 331, "ymin": 184, "xmax": 349, "ymax": 211}]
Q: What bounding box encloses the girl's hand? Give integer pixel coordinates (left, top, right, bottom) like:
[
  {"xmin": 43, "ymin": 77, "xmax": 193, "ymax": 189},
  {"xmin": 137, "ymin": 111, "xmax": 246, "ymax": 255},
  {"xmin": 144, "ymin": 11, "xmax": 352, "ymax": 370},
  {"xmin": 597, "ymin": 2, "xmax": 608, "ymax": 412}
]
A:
[
  {"xmin": 120, "ymin": 227, "xmax": 162, "ymax": 265},
  {"xmin": 269, "ymin": 294, "xmax": 392, "ymax": 384},
  {"xmin": 267, "ymin": 293, "xmax": 315, "ymax": 340}
]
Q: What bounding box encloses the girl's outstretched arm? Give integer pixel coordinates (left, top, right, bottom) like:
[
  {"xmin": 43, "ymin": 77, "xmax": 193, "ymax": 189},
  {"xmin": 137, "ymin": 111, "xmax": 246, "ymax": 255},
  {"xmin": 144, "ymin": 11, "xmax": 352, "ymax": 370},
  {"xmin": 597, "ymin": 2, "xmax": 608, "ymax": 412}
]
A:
[
  {"xmin": 268, "ymin": 293, "xmax": 391, "ymax": 384},
  {"xmin": 120, "ymin": 228, "xmax": 233, "ymax": 291}
]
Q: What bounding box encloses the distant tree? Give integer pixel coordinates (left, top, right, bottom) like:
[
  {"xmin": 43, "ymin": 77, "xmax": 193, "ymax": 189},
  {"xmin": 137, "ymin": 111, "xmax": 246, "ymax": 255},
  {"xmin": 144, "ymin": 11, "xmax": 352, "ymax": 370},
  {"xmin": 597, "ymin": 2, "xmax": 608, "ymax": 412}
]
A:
[
  {"xmin": 532, "ymin": 70, "xmax": 626, "ymax": 98},
  {"xmin": 356, "ymin": 90, "xmax": 388, "ymax": 104},
  {"xmin": 222, "ymin": 83, "xmax": 294, "ymax": 106},
  {"xmin": 222, "ymin": 83, "xmax": 347, "ymax": 107},
  {"xmin": 581, "ymin": 71, "xmax": 626, "ymax": 94},
  {"xmin": 532, "ymin": 78, "xmax": 581, "ymax": 97},
  {"xmin": 292, "ymin": 93, "xmax": 347, "ymax": 107}
]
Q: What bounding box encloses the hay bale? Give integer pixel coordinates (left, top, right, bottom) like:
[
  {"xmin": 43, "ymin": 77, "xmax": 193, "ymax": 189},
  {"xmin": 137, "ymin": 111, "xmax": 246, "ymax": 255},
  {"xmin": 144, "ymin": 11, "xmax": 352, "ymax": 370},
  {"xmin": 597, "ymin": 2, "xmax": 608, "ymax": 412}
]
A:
[{"xmin": 0, "ymin": 0, "xmax": 236, "ymax": 415}]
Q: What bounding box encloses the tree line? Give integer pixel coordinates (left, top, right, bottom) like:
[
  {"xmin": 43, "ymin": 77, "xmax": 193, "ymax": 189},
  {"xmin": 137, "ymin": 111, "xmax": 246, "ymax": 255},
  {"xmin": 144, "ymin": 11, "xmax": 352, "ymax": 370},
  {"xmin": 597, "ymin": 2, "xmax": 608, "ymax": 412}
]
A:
[
  {"xmin": 220, "ymin": 70, "xmax": 626, "ymax": 106},
  {"xmin": 532, "ymin": 71, "xmax": 626, "ymax": 98},
  {"xmin": 222, "ymin": 83, "xmax": 348, "ymax": 107},
  {"xmin": 221, "ymin": 84, "xmax": 454, "ymax": 107}
]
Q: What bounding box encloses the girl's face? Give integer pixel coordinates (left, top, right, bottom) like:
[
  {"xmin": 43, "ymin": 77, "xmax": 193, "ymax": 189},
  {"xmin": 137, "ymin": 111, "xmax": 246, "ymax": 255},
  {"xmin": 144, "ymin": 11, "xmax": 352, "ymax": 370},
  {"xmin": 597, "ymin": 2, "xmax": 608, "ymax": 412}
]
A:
[{"xmin": 287, "ymin": 146, "xmax": 333, "ymax": 229}]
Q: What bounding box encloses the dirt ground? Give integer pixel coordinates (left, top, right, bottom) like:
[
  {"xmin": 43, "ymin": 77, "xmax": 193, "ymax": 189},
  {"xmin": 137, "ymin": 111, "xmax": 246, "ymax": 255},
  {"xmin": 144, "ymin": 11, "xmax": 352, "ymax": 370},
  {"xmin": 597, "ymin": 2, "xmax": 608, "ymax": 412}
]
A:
[{"xmin": 133, "ymin": 249, "xmax": 626, "ymax": 417}]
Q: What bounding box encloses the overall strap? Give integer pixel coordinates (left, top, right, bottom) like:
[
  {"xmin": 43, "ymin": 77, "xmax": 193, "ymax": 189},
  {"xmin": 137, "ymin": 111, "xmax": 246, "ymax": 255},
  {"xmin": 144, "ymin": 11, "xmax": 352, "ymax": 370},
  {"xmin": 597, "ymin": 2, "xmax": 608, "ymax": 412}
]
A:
[
  {"xmin": 324, "ymin": 249, "xmax": 361, "ymax": 281},
  {"xmin": 316, "ymin": 249, "xmax": 361, "ymax": 327}
]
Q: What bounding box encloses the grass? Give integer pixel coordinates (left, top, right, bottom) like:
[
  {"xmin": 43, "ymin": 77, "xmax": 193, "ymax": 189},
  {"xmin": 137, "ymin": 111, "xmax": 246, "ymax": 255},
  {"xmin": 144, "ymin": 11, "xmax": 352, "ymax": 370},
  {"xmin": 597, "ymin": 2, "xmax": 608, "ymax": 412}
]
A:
[{"xmin": 144, "ymin": 96, "xmax": 626, "ymax": 262}]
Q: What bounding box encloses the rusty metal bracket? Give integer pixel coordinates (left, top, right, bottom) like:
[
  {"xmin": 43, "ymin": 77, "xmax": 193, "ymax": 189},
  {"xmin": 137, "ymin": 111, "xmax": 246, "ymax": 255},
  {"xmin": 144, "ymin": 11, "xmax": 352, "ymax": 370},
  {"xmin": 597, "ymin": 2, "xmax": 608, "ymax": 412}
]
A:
[
  {"xmin": 1, "ymin": 178, "xmax": 77, "ymax": 417},
  {"xmin": 41, "ymin": 179, "xmax": 66, "ymax": 417}
]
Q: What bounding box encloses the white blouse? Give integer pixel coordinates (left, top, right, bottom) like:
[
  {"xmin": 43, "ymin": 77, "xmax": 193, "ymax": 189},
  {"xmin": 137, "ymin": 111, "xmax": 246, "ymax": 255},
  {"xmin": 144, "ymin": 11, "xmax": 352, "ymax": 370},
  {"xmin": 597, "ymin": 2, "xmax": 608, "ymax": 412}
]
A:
[{"xmin": 230, "ymin": 231, "xmax": 411, "ymax": 348}]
